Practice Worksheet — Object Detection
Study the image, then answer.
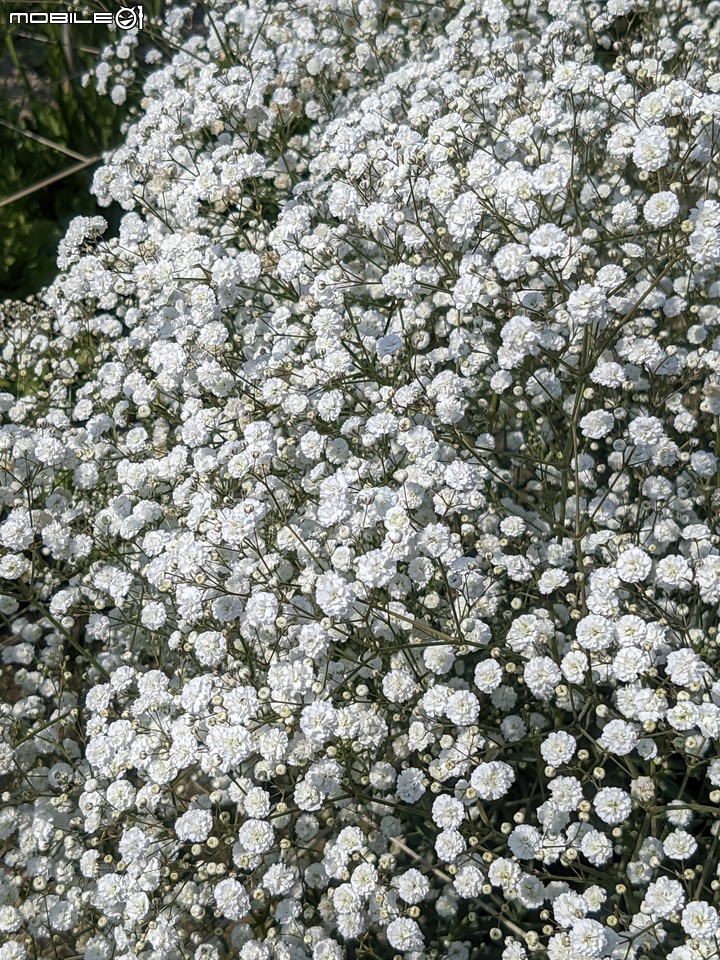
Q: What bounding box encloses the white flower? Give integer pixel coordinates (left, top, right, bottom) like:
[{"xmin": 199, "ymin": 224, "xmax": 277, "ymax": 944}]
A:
[
  {"xmin": 470, "ymin": 761, "xmax": 515, "ymax": 800},
  {"xmin": 538, "ymin": 568, "xmax": 570, "ymax": 595},
  {"xmin": 192, "ymin": 630, "xmax": 227, "ymax": 667},
  {"xmin": 244, "ymin": 787, "xmax": 271, "ymax": 819},
  {"xmin": 576, "ymin": 615, "xmax": 615, "ymax": 652},
  {"xmin": 567, "ymin": 285, "xmax": 607, "ymax": 326},
  {"xmin": 560, "ymin": 650, "xmax": 588, "ymax": 684},
  {"xmin": 382, "ymin": 669, "xmax": 416, "ymax": 704},
  {"xmin": 474, "ymin": 659, "xmax": 503, "ymax": 692},
  {"xmin": 568, "ymin": 918, "xmax": 607, "ymax": 958},
  {"xmin": 688, "ymin": 225, "xmax": 720, "ymax": 265},
  {"xmin": 106, "ymin": 779, "xmax": 136, "ymax": 812},
  {"xmin": 632, "ymin": 125, "xmax": 670, "ymax": 171},
  {"xmin": 641, "ymin": 877, "xmax": 685, "ymax": 920},
  {"xmin": 655, "ymin": 554, "xmax": 693, "ymax": 591},
  {"xmin": 0, "ymin": 555, "xmax": 29, "ymax": 580},
  {"xmin": 598, "ymin": 719, "xmax": 638, "ymax": 756},
  {"xmin": 540, "ymin": 731, "xmax": 576, "ymax": 767},
  {"xmin": 528, "ymin": 224, "xmax": 568, "ymax": 258},
  {"xmin": 396, "ymin": 768, "xmax": 427, "ymax": 802},
  {"xmin": 665, "ymin": 649, "xmax": 707, "ymax": 686},
  {"xmin": 663, "ymin": 829, "xmax": 698, "ymax": 861},
  {"xmin": 446, "ymin": 192, "xmax": 482, "ymax": 242},
  {"xmin": 214, "ymin": 878, "xmax": 250, "ymax": 920},
  {"xmin": 524, "ymin": 656, "xmax": 562, "ymax": 699},
  {"xmin": 580, "ymin": 829, "xmax": 613, "ymax": 866},
  {"xmin": 445, "ymin": 690, "xmax": 480, "ymax": 726},
  {"xmin": 696, "ymin": 555, "xmax": 720, "ymax": 603},
  {"xmin": 494, "ymin": 243, "xmax": 530, "ymax": 280},
  {"xmin": 501, "ymin": 944, "xmax": 527, "ymax": 960},
  {"xmin": 356, "ymin": 549, "xmax": 396, "ymax": 588},
  {"xmin": 681, "ymin": 901, "xmax": 720, "ymax": 938},
  {"xmin": 453, "ymin": 863, "xmax": 484, "ymax": 898},
  {"xmin": 548, "ymin": 776, "xmax": 584, "ymax": 813},
  {"xmin": 612, "ymin": 199, "xmax": 638, "ymax": 227},
  {"xmin": 244, "ymin": 591, "xmax": 278, "ymax": 628},
  {"xmin": 393, "ymin": 869, "xmax": 430, "ymax": 904},
  {"xmin": 615, "ymin": 547, "xmax": 651, "ymax": 583},
  {"xmin": 333, "ymin": 883, "xmax": 360, "ymax": 914},
  {"xmin": 579, "ymin": 410, "xmax": 614, "ymax": 439},
  {"xmin": 382, "ymin": 264, "xmax": 417, "ymax": 298},
  {"xmin": 424, "ymin": 645, "xmax": 455, "ymax": 674},
  {"xmin": 432, "ymin": 795, "xmax": 465, "ymax": 830},
  {"xmin": 300, "ymin": 700, "xmax": 338, "ymax": 745},
  {"xmin": 0, "ymin": 906, "xmax": 23, "ymax": 933},
  {"xmin": 453, "ymin": 274, "xmax": 485, "ymax": 311},
  {"xmin": 628, "ymin": 415, "xmax": 665, "ymax": 446},
  {"xmin": 533, "ymin": 160, "xmax": 569, "ymax": 195},
  {"xmin": 141, "ymin": 600, "xmax": 167, "ymax": 629},
  {"xmin": 315, "ymin": 571, "xmax": 355, "ymax": 617},
  {"xmin": 593, "ymin": 787, "xmax": 631, "ymax": 825},
  {"xmin": 508, "ymin": 824, "xmax": 542, "ymax": 859},
  {"xmin": 386, "ymin": 917, "xmax": 424, "ymax": 951},
  {"xmin": 350, "ymin": 862, "xmax": 378, "ymax": 897},
  {"xmin": 644, "ymin": 191, "xmax": 680, "ymax": 227},
  {"xmin": 488, "ymin": 858, "xmax": 522, "ymax": 890},
  {"xmin": 435, "ymin": 828, "xmax": 467, "ymax": 862},
  {"xmin": 237, "ymin": 819, "xmax": 274, "ymax": 855},
  {"xmin": 175, "ymin": 808, "xmax": 213, "ymax": 843},
  {"xmin": 0, "ymin": 942, "xmax": 26, "ymax": 960}
]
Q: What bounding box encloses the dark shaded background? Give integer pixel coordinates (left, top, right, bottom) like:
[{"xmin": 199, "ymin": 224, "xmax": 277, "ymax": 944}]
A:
[{"xmin": 0, "ymin": 1, "xmax": 164, "ymax": 299}]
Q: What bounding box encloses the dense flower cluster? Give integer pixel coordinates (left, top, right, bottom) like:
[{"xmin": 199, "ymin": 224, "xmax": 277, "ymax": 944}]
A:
[{"xmin": 3, "ymin": 1, "xmax": 720, "ymax": 959}]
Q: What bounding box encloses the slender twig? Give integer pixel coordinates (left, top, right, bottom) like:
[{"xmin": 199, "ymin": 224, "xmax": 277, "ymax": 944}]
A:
[
  {"xmin": 0, "ymin": 118, "xmax": 90, "ymax": 162},
  {"xmin": 0, "ymin": 155, "xmax": 99, "ymax": 208}
]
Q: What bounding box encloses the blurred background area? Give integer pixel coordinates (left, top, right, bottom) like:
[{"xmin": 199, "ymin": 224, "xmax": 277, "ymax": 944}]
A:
[{"xmin": 0, "ymin": 1, "xmax": 164, "ymax": 299}]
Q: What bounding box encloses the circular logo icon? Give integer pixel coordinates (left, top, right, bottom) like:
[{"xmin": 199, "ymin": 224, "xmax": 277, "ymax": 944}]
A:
[{"xmin": 115, "ymin": 6, "xmax": 138, "ymax": 29}]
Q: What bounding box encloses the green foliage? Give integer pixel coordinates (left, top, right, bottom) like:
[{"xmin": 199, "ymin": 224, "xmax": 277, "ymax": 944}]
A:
[{"xmin": 0, "ymin": 1, "xmax": 164, "ymax": 298}]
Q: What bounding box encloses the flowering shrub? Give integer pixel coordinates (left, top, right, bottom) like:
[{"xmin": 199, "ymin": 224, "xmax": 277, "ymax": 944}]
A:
[{"xmin": 3, "ymin": 1, "xmax": 720, "ymax": 959}]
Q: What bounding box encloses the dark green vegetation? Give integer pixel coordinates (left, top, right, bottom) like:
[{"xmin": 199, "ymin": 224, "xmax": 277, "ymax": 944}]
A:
[{"xmin": 0, "ymin": 1, "xmax": 164, "ymax": 298}]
